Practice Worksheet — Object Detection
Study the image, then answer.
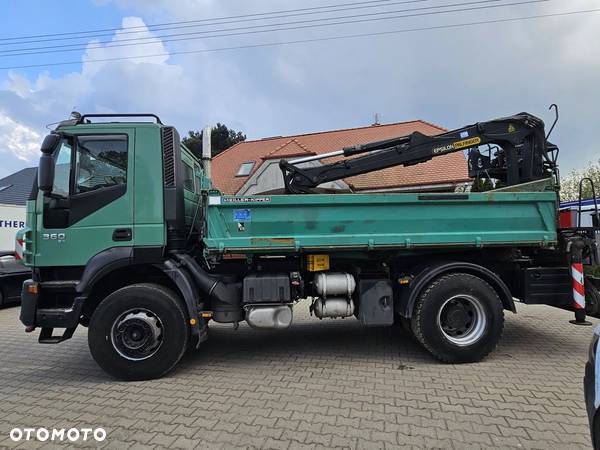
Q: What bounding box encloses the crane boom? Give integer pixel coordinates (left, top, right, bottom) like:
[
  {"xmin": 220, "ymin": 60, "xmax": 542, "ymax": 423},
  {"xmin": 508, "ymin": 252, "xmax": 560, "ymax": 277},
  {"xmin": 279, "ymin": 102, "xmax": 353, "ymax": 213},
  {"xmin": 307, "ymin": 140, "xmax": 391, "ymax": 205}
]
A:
[{"xmin": 279, "ymin": 112, "xmax": 558, "ymax": 194}]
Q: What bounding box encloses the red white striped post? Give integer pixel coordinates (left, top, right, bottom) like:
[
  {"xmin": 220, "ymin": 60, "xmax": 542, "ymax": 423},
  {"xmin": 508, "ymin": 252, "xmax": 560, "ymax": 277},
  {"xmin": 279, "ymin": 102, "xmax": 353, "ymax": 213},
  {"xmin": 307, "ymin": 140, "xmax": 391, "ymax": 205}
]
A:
[
  {"xmin": 15, "ymin": 237, "xmax": 23, "ymax": 260},
  {"xmin": 572, "ymin": 262, "xmax": 585, "ymax": 310},
  {"xmin": 569, "ymin": 239, "xmax": 592, "ymax": 325}
]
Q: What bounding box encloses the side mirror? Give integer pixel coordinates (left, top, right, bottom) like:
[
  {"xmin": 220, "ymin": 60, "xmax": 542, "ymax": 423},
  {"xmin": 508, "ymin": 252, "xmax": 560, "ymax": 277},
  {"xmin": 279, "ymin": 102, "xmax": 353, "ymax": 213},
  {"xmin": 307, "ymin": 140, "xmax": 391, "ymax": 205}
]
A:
[
  {"xmin": 38, "ymin": 133, "xmax": 61, "ymax": 194},
  {"xmin": 38, "ymin": 154, "xmax": 55, "ymax": 193},
  {"xmin": 40, "ymin": 133, "xmax": 60, "ymax": 154}
]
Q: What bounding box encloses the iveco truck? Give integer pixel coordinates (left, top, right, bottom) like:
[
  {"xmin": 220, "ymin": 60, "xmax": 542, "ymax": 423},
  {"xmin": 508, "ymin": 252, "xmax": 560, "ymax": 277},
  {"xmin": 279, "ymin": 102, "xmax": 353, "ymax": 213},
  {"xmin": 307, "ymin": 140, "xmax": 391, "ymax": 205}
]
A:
[{"xmin": 18, "ymin": 111, "xmax": 600, "ymax": 380}]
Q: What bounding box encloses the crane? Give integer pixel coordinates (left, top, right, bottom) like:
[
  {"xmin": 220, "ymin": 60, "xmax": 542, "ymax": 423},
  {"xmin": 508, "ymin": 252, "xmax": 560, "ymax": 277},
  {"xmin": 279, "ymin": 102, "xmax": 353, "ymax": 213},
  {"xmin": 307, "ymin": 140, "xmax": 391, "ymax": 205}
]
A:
[{"xmin": 279, "ymin": 112, "xmax": 559, "ymax": 194}]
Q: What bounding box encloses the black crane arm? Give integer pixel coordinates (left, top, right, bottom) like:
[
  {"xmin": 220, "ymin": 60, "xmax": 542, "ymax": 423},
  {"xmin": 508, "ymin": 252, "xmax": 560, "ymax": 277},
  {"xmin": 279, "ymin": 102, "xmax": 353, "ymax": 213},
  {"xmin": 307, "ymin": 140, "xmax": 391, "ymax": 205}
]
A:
[{"xmin": 279, "ymin": 112, "xmax": 558, "ymax": 194}]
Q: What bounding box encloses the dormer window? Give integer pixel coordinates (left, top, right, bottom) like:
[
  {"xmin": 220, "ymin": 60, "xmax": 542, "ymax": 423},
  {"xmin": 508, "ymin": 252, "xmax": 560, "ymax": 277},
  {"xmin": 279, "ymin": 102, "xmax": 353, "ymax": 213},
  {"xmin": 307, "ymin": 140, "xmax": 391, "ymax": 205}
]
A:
[{"xmin": 236, "ymin": 161, "xmax": 255, "ymax": 177}]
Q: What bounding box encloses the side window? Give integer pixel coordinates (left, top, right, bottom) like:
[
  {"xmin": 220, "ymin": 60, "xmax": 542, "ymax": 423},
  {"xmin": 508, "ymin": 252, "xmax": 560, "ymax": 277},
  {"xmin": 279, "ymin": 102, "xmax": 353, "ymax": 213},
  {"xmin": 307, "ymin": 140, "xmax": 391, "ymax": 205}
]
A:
[
  {"xmin": 75, "ymin": 135, "xmax": 127, "ymax": 194},
  {"xmin": 183, "ymin": 163, "xmax": 195, "ymax": 192},
  {"xmin": 52, "ymin": 140, "xmax": 72, "ymax": 197},
  {"xmin": 194, "ymin": 164, "xmax": 200, "ymax": 189}
]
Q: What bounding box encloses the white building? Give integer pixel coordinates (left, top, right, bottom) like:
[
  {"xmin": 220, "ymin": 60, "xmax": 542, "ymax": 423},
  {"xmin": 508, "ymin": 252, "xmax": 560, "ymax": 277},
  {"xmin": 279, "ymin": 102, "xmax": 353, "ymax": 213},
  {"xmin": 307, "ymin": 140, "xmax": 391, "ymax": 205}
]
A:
[{"xmin": 0, "ymin": 168, "xmax": 36, "ymax": 252}]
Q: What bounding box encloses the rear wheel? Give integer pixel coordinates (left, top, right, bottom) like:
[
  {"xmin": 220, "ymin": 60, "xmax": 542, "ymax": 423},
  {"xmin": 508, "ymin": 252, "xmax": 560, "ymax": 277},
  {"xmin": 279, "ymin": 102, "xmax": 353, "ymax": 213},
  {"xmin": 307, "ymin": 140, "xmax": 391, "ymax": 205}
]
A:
[
  {"xmin": 585, "ymin": 277, "xmax": 600, "ymax": 316},
  {"xmin": 411, "ymin": 273, "xmax": 504, "ymax": 363},
  {"xmin": 88, "ymin": 283, "xmax": 189, "ymax": 381}
]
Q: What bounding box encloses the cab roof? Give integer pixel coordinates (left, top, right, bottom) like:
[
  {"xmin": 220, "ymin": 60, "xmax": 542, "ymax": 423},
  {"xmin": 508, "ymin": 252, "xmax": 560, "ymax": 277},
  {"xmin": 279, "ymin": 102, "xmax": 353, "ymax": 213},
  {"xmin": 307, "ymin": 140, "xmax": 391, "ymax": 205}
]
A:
[{"xmin": 55, "ymin": 113, "xmax": 165, "ymax": 130}]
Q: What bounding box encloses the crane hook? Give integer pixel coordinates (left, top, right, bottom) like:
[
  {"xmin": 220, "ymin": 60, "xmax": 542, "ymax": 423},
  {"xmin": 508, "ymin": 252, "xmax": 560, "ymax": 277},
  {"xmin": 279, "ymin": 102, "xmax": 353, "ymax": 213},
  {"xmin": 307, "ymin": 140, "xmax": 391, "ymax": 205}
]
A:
[{"xmin": 546, "ymin": 104, "xmax": 559, "ymax": 140}]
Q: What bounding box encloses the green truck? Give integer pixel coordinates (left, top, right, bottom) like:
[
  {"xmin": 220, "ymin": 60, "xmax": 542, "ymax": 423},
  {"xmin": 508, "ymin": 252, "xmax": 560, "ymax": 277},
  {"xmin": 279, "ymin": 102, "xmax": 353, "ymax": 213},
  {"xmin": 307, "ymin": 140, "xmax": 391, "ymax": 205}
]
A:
[{"xmin": 18, "ymin": 111, "xmax": 600, "ymax": 380}]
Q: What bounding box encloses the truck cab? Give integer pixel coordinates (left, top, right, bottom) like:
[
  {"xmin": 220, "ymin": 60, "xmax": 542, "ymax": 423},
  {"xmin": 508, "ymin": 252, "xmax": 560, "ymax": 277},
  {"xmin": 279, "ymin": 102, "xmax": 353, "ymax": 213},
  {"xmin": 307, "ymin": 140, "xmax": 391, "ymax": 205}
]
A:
[
  {"xmin": 23, "ymin": 115, "xmax": 204, "ymax": 267},
  {"xmin": 20, "ymin": 115, "xmax": 206, "ymax": 372}
]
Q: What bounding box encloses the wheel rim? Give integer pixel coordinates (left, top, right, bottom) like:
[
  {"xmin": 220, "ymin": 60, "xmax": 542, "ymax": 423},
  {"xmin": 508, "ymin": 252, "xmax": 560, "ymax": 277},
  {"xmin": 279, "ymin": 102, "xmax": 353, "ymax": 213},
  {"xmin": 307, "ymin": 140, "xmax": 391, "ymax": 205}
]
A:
[
  {"xmin": 436, "ymin": 294, "xmax": 487, "ymax": 347},
  {"xmin": 110, "ymin": 308, "xmax": 163, "ymax": 361}
]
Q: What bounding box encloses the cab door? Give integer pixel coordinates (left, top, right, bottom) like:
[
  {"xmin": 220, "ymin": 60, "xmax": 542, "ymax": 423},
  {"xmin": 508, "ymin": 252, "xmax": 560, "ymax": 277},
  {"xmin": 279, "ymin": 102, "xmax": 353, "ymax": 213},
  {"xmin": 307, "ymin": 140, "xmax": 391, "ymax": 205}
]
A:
[{"xmin": 37, "ymin": 129, "xmax": 134, "ymax": 267}]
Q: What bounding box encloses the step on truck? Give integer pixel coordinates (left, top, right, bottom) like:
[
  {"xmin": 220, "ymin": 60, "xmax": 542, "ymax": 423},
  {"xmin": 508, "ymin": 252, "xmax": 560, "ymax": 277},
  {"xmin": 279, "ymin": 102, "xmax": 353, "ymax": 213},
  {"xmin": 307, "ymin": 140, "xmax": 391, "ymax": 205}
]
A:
[{"xmin": 18, "ymin": 110, "xmax": 600, "ymax": 380}]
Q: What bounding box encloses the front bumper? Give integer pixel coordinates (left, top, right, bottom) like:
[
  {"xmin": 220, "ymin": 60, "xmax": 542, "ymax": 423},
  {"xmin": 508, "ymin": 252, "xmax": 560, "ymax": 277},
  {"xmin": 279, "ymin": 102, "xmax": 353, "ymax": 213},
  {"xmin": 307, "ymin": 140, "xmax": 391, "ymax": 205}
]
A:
[{"xmin": 20, "ymin": 279, "xmax": 84, "ymax": 341}]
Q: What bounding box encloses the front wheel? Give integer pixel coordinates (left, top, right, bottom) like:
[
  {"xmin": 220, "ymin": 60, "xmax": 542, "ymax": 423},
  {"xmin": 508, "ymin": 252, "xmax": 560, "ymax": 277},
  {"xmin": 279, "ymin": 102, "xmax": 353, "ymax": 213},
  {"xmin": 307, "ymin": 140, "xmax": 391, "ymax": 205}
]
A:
[
  {"xmin": 411, "ymin": 273, "xmax": 504, "ymax": 363},
  {"xmin": 88, "ymin": 283, "xmax": 189, "ymax": 381}
]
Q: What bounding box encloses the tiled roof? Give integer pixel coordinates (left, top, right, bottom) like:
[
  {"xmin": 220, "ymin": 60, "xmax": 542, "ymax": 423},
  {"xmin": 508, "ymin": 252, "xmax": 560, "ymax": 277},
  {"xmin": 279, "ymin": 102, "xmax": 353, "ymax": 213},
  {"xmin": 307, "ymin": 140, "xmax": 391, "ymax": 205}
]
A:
[
  {"xmin": 0, "ymin": 167, "xmax": 36, "ymax": 206},
  {"xmin": 212, "ymin": 120, "xmax": 470, "ymax": 195},
  {"xmin": 263, "ymin": 138, "xmax": 314, "ymax": 160}
]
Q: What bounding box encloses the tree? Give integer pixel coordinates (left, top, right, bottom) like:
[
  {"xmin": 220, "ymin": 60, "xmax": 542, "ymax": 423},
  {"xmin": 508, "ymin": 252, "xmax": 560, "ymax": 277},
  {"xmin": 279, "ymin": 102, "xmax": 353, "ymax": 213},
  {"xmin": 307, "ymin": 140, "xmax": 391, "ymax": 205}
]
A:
[
  {"xmin": 182, "ymin": 123, "xmax": 246, "ymax": 159},
  {"xmin": 470, "ymin": 177, "xmax": 495, "ymax": 192},
  {"xmin": 560, "ymin": 159, "xmax": 600, "ymax": 202}
]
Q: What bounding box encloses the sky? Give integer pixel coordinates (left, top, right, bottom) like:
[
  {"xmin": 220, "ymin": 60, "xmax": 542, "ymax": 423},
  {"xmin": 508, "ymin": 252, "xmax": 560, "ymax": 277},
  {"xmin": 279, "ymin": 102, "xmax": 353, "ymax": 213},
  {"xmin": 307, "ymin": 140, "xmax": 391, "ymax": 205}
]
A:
[{"xmin": 0, "ymin": 0, "xmax": 599, "ymax": 178}]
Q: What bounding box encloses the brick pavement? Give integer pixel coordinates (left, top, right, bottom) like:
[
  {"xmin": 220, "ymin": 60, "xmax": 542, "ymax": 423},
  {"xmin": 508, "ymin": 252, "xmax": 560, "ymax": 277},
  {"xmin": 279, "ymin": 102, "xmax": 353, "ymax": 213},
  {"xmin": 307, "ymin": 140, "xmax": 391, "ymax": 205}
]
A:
[{"xmin": 0, "ymin": 301, "xmax": 596, "ymax": 449}]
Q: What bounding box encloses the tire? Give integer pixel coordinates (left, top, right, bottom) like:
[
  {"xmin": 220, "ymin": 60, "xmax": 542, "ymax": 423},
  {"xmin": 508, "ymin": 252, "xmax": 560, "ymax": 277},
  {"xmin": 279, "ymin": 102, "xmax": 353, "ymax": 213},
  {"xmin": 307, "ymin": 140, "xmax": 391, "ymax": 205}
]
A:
[
  {"xmin": 411, "ymin": 273, "xmax": 504, "ymax": 363},
  {"xmin": 586, "ymin": 277, "xmax": 600, "ymax": 316},
  {"xmin": 593, "ymin": 411, "xmax": 600, "ymax": 450},
  {"xmin": 88, "ymin": 283, "xmax": 189, "ymax": 381}
]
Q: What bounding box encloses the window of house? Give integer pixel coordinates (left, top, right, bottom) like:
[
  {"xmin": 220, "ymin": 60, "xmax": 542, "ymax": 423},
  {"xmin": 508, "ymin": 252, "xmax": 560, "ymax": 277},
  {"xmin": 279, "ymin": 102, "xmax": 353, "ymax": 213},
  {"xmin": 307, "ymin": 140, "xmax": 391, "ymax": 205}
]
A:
[{"xmin": 236, "ymin": 161, "xmax": 255, "ymax": 177}]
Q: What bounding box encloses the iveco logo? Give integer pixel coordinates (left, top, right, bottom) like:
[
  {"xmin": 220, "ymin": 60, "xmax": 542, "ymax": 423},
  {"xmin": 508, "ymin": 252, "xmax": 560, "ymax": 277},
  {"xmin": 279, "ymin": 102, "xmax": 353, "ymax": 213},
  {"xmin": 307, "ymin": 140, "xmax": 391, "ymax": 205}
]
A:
[{"xmin": 43, "ymin": 233, "xmax": 66, "ymax": 242}]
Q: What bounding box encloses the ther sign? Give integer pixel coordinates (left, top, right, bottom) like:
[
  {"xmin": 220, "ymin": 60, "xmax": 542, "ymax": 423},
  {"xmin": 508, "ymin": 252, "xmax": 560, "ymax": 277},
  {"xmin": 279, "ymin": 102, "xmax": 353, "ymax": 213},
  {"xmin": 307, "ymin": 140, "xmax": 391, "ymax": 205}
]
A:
[{"xmin": 0, "ymin": 204, "xmax": 26, "ymax": 252}]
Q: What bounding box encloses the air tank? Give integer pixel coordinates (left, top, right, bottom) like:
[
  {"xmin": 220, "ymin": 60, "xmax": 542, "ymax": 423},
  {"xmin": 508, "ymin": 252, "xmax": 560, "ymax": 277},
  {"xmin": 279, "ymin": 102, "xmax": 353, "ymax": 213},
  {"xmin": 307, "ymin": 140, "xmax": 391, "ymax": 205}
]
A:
[{"xmin": 313, "ymin": 272, "xmax": 356, "ymax": 298}]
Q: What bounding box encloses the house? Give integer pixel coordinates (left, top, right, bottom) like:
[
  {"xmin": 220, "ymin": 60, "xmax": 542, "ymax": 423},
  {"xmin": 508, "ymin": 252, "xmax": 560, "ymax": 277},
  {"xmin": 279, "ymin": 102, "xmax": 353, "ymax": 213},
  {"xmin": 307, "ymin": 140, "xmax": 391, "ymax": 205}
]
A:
[
  {"xmin": 0, "ymin": 167, "xmax": 36, "ymax": 251},
  {"xmin": 211, "ymin": 120, "xmax": 471, "ymax": 195},
  {"xmin": 0, "ymin": 167, "xmax": 37, "ymax": 206}
]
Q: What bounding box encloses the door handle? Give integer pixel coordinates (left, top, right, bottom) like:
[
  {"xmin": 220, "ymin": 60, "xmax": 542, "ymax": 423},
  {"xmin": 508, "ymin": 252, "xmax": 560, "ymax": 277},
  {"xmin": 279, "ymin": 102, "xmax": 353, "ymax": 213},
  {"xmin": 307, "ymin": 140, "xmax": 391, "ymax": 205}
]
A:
[{"xmin": 112, "ymin": 228, "xmax": 132, "ymax": 242}]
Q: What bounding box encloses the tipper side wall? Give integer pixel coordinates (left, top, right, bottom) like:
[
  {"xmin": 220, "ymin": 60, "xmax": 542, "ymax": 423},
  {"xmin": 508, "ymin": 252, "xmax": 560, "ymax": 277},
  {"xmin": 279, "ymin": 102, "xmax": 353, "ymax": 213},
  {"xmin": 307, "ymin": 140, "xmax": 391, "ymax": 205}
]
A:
[{"xmin": 204, "ymin": 191, "xmax": 558, "ymax": 253}]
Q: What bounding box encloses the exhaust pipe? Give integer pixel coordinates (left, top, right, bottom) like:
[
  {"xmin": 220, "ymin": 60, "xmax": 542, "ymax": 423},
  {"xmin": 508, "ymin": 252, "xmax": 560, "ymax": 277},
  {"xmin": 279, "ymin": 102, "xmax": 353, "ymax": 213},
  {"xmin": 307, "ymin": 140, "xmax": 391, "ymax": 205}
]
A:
[{"xmin": 202, "ymin": 125, "xmax": 212, "ymax": 178}]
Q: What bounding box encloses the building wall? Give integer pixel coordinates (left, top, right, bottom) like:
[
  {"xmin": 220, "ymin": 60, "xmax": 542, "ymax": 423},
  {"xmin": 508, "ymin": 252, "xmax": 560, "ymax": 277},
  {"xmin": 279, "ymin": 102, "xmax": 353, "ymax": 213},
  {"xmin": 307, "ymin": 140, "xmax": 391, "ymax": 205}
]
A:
[
  {"xmin": 0, "ymin": 204, "xmax": 25, "ymax": 252},
  {"xmin": 237, "ymin": 160, "xmax": 349, "ymax": 195}
]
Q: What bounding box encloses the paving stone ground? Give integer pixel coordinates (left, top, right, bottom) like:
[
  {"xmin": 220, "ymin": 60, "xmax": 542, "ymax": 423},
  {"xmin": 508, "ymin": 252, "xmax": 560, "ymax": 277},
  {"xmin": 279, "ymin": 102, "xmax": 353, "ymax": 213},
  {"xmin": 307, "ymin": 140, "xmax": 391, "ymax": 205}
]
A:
[{"xmin": 0, "ymin": 300, "xmax": 596, "ymax": 449}]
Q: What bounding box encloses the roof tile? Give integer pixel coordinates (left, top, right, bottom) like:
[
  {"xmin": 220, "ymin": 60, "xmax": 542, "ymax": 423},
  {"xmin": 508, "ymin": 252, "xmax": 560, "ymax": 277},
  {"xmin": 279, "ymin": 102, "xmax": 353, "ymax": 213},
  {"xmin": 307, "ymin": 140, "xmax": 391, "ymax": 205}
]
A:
[
  {"xmin": 263, "ymin": 138, "xmax": 314, "ymax": 160},
  {"xmin": 0, "ymin": 167, "xmax": 37, "ymax": 206}
]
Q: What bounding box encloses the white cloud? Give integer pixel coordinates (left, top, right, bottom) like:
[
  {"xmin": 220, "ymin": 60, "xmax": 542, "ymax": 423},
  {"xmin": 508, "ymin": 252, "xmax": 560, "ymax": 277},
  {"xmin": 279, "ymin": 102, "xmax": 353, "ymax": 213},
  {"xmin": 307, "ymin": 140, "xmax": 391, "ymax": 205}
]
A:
[
  {"xmin": 0, "ymin": 14, "xmax": 263, "ymax": 150},
  {"xmin": 2, "ymin": 72, "xmax": 32, "ymax": 98},
  {"xmin": 82, "ymin": 16, "xmax": 170, "ymax": 75},
  {"xmin": 0, "ymin": 112, "xmax": 41, "ymax": 161}
]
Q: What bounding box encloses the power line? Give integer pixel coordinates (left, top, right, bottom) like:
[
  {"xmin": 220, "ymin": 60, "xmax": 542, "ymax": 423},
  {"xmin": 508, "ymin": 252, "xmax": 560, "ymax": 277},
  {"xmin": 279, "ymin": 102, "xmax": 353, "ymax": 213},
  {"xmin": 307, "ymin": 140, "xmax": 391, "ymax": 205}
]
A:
[
  {"xmin": 0, "ymin": 0, "xmax": 548, "ymax": 57},
  {"xmin": 0, "ymin": 0, "xmax": 517, "ymax": 54},
  {"xmin": 0, "ymin": 0, "xmax": 402, "ymax": 42},
  {"xmin": 1, "ymin": 8, "xmax": 597, "ymax": 71},
  {"xmin": 0, "ymin": 0, "xmax": 428, "ymax": 46}
]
